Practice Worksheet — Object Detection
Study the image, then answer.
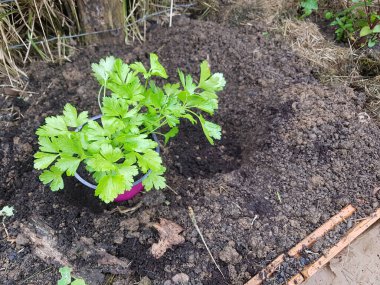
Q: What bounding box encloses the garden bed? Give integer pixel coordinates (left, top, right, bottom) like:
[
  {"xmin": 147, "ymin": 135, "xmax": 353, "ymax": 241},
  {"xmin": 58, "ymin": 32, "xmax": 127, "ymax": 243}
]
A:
[{"xmin": 1, "ymin": 17, "xmax": 380, "ymax": 284}]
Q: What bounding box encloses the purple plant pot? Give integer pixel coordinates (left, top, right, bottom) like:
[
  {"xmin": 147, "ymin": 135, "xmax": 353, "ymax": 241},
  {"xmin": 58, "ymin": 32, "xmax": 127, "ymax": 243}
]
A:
[{"xmin": 74, "ymin": 115, "xmax": 160, "ymax": 202}]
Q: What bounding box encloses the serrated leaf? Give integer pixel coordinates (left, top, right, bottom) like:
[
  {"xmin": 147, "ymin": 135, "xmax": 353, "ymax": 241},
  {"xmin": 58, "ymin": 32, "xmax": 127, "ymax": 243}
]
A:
[
  {"xmin": 95, "ymin": 175, "xmax": 126, "ymax": 203},
  {"xmin": 118, "ymin": 164, "xmax": 138, "ymax": 189},
  {"xmin": 39, "ymin": 167, "xmax": 64, "ymax": 191},
  {"xmin": 113, "ymin": 58, "xmax": 130, "ymax": 83},
  {"xmin": 63, "ymin": 103, "xmax": 88, "ymax": 128},
  {"xmin": 163, "ymin": 83, "xmax": 180, "ymax": 96},
  {"xmin": 181, "ymin": 114, "xmax": 196, "ymax": 124},
  {"xmin": 0, "ymin": 206, "xmax": 14, "ymax": 217},
  {"xmin": 360, "ymin": 26, "xmax": 372, "ymax": 37},
  {"xmin": 373, "ymin": 24, "xmax": 380, "ymax": 33},
  {"xmin": 116, "ymin": 134, "xmax": 157, "ymax": 153},
  {"xmin": 150, "ymin": 53, "xmax": 168, "ymax": 78},
  {"xmin": 101, "ymin": 96, "xmax": 130, "ymax": 118},
  {"xmin": 100, "ymin": 144, "xmax": 123, "ymax": 162},
  {"xmin": 199, "ymin": 115, "xmax": 221, "ymax": 145},
  {"xmin": 101, "ymin": 116, "xmax": 125, "ymax": 133},
  {"xmin": 55, "ymin": 135, "xmax": 83, "ymax": 156},
  {"xmin": 187, "ymin": 95, "xmax": 218, "ymax": 114},
  {"xmin": 36, "ymin": 116, "xmax": 68, "ymax": 137},
  {"xmin": 143, "ymin": 168, "xmax": 166, "ymax": 190},
  {"xmin": 165, "ymin": 114, "xmax": 180, "ymax": 127},
  {"xmin": 58, "ymin": 266, "xmax": 72, "ymax": 285},
  {"xmin": 199, "ymin": 60, "xmax": 211, "ymax": 85},
  {"xmin": 72, "ymin": 279, "xmax": 86, "ymax": 285},
  {"xmin": 136, "ymin": 149, "xmax": 162, "ymax": 172},
  {"xmin": 55, "ymin": 155, "xmax": 81, "ymax": 176},
  {"xmin": 38, "ymin": 137, "xmax": 59, "ymax": 153},
  {"xmin": 130, "ymin": 62, "xmax": 149, "ymax": 78},
  {"xmin": 198, "ymin": 73, "xmax": 226, "ymax": 92},
  {"xmin": 164, "ymin": 127, "xmax": 179, "ymax": 144},
  {"xmin": 34, "ymin": 152, "xmax": 59, "ymax": 169},
  {"xmin": 145, "ymin": 83, "xmax": 164, "ymax": 108},
  {"xmin": 92, "ymin": 56, "xmax": 116, "ymax": 83},
  {"xmin": 86, "ymin": 154, "xmax": 116, "ymax": 172},
  {"xmin": 300, "ymin": 0, "xmax": 318, "ymax": 17}
]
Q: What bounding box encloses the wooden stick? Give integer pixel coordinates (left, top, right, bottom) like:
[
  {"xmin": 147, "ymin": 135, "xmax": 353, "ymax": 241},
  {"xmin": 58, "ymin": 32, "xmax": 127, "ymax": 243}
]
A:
[
  {"xmin": 288, "ymin": 205, "xmax": 356, "ymax": 257},
  {"xmin": 287, "ymin": 273, "xmax": 304, "ymax": 285},
  {"xmin": 245, "ymin": 254, "xmax": 285, "ymax": 285},
  {"xmin": 302, "ymin": 207, "xmax": 380, "ymax": 279}
]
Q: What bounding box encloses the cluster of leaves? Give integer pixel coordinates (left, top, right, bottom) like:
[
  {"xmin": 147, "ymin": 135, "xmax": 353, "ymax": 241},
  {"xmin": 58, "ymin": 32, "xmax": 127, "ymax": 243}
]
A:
[
  {"xmin": 34, "ymin": 53, "xmax": 225, "ymax": 203},
  {"xmin": 300, "ymin": 0, "xmax": 380, "ymax": 47},
  {"xmin": 300, "ymin": 0, "xmax": 318, "ymax": 18},
  {"xmin": 0, "ymin": 206, "xmax": 14, "ymax": 218},
  {"xmin": 326, "ymin": 0, "xmax": 380, "ymax": 47},
  {"xmin": 58, "ymin": 267, "xmax": 86, "ymax": 285}
]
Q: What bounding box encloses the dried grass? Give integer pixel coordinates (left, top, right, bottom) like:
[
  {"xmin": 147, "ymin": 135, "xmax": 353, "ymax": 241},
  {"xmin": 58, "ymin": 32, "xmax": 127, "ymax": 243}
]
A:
[
  {"xmin": 282, "ymin": 19, "xmax": 351, "ymax": 74},
  {"xmin": 0, "ymin": 0, "xmax": 79, "ymax": 86},
  {"xmin": 281, "ymin": 17, "xmax": 380, "ymax": 120}
]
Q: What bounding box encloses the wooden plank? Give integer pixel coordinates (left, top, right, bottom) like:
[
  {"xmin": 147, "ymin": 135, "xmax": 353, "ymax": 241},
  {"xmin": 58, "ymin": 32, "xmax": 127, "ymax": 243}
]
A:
[
  {"xmin": 302, "ymin": 208, "xmax": 380, "ymax": 279},
  {"xmin": 287, "ymin": 273, "xmax": 304, "ymax": 285},
  {"xmin": 288, "ymin": 205, "xmax": 356, "ymax": 257},
  {"xmin": 245, "ymin": 254, "xmax": 285, "ymax": 285}
]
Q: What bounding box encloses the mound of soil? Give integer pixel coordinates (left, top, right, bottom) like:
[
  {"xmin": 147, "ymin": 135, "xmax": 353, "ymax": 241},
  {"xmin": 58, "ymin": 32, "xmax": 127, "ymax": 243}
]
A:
[{"xmin": 1, "ymin": 18, "xmax": 380, "ymax": 284}]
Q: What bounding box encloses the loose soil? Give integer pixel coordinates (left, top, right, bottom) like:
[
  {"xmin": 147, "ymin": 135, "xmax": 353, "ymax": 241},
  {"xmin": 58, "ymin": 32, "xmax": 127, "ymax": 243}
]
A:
[{"xmin": 1, "ymin": 17, "xmax": 380, "ymax": 285}]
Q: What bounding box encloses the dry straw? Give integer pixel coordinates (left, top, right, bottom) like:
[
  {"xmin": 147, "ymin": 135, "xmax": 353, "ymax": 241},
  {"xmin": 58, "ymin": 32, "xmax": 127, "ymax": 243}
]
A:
[{"xmin": 0, "ymin": 0, "xmax": 197, "ymax": 87}]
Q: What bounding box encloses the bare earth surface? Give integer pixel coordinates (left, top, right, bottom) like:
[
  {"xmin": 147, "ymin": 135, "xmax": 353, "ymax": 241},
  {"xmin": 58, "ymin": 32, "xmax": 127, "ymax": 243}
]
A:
[{"xmin": 1, "ymin": 17, "xmax": 380, "ymax": 284}]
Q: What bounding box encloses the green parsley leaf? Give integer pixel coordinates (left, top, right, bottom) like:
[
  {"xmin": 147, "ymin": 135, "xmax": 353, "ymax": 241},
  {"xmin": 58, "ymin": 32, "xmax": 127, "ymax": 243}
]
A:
[
  {"xmin": 39, "ymin": 167, "xmax": 64, "ymax": 191},
  {"xmin": 55, "ymin": 155, "xmax": 81, "ymax": 176},
  {"xmin": 118, "ymin": 164, "xmax": 138, "ymax": 189},
  {"xmin": 38, "ymin": 136, "xmax": 59, "ymax": 153},
  {"xmin": 136, "ymin": 149, "xmax": 162, "ymax": 172},
  {"xmin": 86, "ymin": 154, "xmax": 116, "ymax": 172},
  {"xmin": 199, "ymin": 60, "xmax": 211, "ymax": 85},
  {"xmin": 199, "ymin": 115, "xmax": 221, "ymax": 145},
  {"xmin": 63, "ymin": 103, "xmax": 88, "ymax": 128},
  {"xmin": 164, "ymin": 127, "xmax": 179, "ymax": 144},
  {"xmin": 143, "ymin": 168, "xmax": 166, "ymax": 190},
  {"xmin": 34, "ymin": 152, "xmax": 59, "ymax": 169},
  {"xmin": 149, "ymin": 53, "xmax": 168, "ymax": 78},
  {"xmin": 36, "ymin": 116, "xmax": 68, "ymax": 137},
  {"xmin": 130, "ymin": 62, "xmax": 149, "ymax": 78},
  {"xmin": 198, "ymin": 73, "xmax": 226, "ymax": 92},
  {"xmin": 100, "ymin": 144, "xmax": 123, "ymax": 162},
  {"xmin": 95, "ymin": 175, "xmax": 126, "ymax": 203},
  {"xmin": 92, "ymin": 56, "xmax": 116, "ymax": 83},
  {"xmin": 58, "ymin": 266, "xmax": 72, "ymax": 285}
]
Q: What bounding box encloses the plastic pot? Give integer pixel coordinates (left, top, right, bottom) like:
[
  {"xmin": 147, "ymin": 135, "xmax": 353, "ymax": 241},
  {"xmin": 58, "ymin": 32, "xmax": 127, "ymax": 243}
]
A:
[{"xmin": 74, "ymin": 114, "xmax": 160, "ymax": 202}]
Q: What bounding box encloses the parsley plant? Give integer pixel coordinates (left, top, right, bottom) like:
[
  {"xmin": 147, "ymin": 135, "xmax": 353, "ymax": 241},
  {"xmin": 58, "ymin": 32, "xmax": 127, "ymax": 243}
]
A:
[{"xmin": 34, "ymin": 54, "xmax": 225, "ymax": 203}]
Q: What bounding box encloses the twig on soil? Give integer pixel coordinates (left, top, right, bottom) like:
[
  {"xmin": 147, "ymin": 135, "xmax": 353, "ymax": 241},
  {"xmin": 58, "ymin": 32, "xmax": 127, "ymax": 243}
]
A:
[
  {"xmin": 251, "ymin": 215, "xmax": 259, "ymax": 225},
  {"xmin": 276, "ymin": 191, "xmax": 282, "ymax": 204},
  {"xmin": 112, "ymin": 201, "xmax": 143, "ymax": 214},
  {"xmin": 19, "ymin": 266, "xmax": 53, "ymax": 284},
  {"xmin": 169, "ymin": 0, "xmax": 174, "ymax": 27},
  {"xmin": 167, "ymin": 185, "xmax": 179, "ymax": 195},
  {"xmin": 188, "ymin": 206, "xmax": 225, "ymax": 278}
]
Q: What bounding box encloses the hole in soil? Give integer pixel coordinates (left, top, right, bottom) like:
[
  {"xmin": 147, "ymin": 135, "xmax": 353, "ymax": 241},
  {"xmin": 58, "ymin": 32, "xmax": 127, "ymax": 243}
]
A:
[
  {"xmin": 165, "ymin": 120, "xmax": 242, "ymax": 178},
  {"xmin": 358, "ymin": 55, "xmax": 380, "ymax": 77}
]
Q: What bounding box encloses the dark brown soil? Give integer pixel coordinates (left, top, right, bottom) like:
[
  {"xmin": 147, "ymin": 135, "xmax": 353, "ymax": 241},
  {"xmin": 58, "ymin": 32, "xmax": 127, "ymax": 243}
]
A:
[{"xmin": 1, "ymin": 17, "xmax": 380, "ymax": 285}]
